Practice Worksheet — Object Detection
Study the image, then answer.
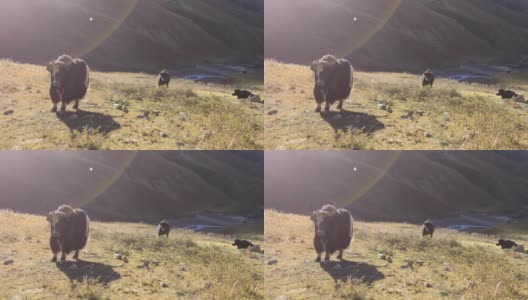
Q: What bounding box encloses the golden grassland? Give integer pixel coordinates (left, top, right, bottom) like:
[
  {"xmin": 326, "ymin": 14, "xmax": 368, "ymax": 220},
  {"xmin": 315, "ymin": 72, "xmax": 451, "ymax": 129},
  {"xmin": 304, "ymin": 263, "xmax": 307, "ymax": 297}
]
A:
[
  {"xmin": 264, "ymin": 210, "xmax": 528, "ymax": 300},
  {"xmin": 0, "ymin": 210, "xmax": 263, "ymax": 300},
  {"xmin": 265, "ymin": 59, "xmax": 528, "ymax": 150},
  {"xmin": 0, "ymin": 59, "xmax": 263, "ymax": 150}
]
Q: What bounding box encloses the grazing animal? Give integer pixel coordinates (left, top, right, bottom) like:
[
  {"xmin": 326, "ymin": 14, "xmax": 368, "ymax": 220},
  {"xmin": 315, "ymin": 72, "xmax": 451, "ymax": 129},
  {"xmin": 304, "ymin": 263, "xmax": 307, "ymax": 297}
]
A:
[
  {"xmin": 421, "ymin": 219, "xmax": 435, "ymax": 237},
  {"xmin": 496, "ymin": 239, "xmax": 518, "ymax": 249},
  {"xmin": 310, "ymin": 54, "xmax": 354, "ymax": 112},
  {"xmin": 46, "ymin": 54, "xmax": 90, "ymax": 112},
  {"xmin": 46, "ymin": 204, "xmax": 90, "ymax": 262},
  {"xmin": 496, "ymin": 89, "xmax": 518, "ymax": 99},
  {"xmin": 232, "ymin": 89, "xmax": 254, "ymax": 99},
  {"xmin": 157, "ymin": 69, "xmax": 171, "ymax": 87},
  {"xmin": 157, "ymin": 219, "xmax": 171, "ymax": 237},
  {"xmin": 421, "ymin": 69, "xmax": 435, "ymax": 87},
  {"xmin": 232, "ymin": 239, "xmax": 254, "ymax": 249},
  {"xmin": 310, "ymin": 204, "xmax": 354, "ymax": 262}
]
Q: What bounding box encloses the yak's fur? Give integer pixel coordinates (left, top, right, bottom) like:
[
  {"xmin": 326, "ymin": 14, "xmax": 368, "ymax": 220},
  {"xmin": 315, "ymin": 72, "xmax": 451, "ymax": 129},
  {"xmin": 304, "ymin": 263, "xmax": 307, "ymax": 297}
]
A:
[
  {"xmin": 421, "ymin": 219, "xmax": 435, "ymax": 237},
  {"xmin": 310, "ymin": 204, "xmax": 354, "ymax": 262},
  {"xmin": 310, "ymin": 54, "xmax": 354, "ymax": 112},
  {"xmin": 46, "ymin": 54, "xmax": 90, "ymax": 112},
  {"xmin": 157, "ymin": 70, "xmax": 171, "ymax": 87},
  {"xmin": 496, "ymin": 89, "xmax": 518, "ymax": 99},
  {"xmin": 496, "ymin": 239, "xmax": 518, "ymax": 249},
  {"xmin": 421, "ymin": 69, "xmax": 435, "ymax": 87},
  {"xmin": 232, "ymin": 89, "xmax": 254, "ymax": 99},
  {"xmin": 157, "ymin": 219, "xmax": 171, "ymax": 237},
  {"xmin": 46, "ymin": 204, "xmax": 90, "ymax": 262}
]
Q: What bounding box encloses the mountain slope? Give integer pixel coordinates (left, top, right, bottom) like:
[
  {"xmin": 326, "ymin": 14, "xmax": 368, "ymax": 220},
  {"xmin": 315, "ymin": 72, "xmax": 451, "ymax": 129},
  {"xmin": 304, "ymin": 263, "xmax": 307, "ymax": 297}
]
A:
[
  {"xmin": 265, "ymin": 0, "xmax": 528, "ymax": 71},
  {"xmin": 0, "ymin": 0, "xmax": 263, "ymax": 71},
  {"xmin": 265, "ymin": 151, "xmax": 528, "ymax": 222},
  {"xmin": 0, "ymin": 151, "xmax": 263, "ymax": 222}
]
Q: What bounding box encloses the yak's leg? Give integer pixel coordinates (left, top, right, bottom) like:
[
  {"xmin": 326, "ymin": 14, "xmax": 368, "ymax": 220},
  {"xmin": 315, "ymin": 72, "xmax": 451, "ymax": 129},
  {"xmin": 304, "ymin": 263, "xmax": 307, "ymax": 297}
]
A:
[
  {"xmin": 337, "ymin": 100, "xmax": 343, "ymax": 110},
  {"xmin": 51, "ymin": 102, "xmax": 58, "ymax": 113},
  {"xmin": 315, "ymin": 102, "xmax": 322, "ymax": 113},
  {"xmin": 51, "ymin": 253, "xmax": 58, "ymax": 262},
  {"xmin": 60, "ymin": 252, "xmax": 66, "ymax": 261},
  {"xmin": 73, "ymin": 100, "xmax": 79, "ymax": 110},
  {"xmin": 324, "ymin": 252, "xmax": 330, "ymax": 262},
  {"xmin": 315, "ymin": 252, "xmax": 322, "ymax": 263},
  {"xmin": 73, "ymin": 250, "xmax": 79, "ymax": 260},
  {"xmin": 60, "ymin": 101, "xmax": 66, "ymax": 112},
  {"xmin": 337, "ymin": 250, "xmax": 343, "ymax": 260},
  {"xmin": 324, "ymin": 102, "xmax": 330, "ymax": 112}
]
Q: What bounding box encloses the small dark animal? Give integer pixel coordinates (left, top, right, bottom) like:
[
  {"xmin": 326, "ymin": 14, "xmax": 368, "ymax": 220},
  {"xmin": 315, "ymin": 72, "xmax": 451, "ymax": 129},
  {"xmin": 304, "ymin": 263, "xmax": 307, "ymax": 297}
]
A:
[
  {"xmin": 157, "ymin": 219, "xmax": 171, "ymax": 237},
  {"xmin": 232, "ymin": 239, "xmax": 254, "ymax": 249},
  {"xmin": 310, "ymin": 204, "xmax": 354, "ymax": 262},
  {"xmin": 46, "ymin": 204, "xmax": 90, "ymax": 262},
  {"xmin": 496, "ymin": 239, "xmax": 518, "ymax": 249},
  {"xmin": 157, "ymin": 69, "xmax": 171, "ymax": 87},
  {"xmin": 232, "ymin": 89, "xmax": 254, "ymax": 99},
  {"xmin": 421, "ymin": 219, "xmax": 435, "ymax": 237},
  {"xmin": 496, "ymin": 89, "xmax": 518, "ymax": 99},
  {"xmin": 46, "ymin": 54, "xmax": 90, "ymax": 112},
  {"xmin": 421, "ymin": 69, "xmax": 435, "ymax": 87},
  {"xmin": 310, "ymin": 54, "xmax": 354, "ymax": 112}
]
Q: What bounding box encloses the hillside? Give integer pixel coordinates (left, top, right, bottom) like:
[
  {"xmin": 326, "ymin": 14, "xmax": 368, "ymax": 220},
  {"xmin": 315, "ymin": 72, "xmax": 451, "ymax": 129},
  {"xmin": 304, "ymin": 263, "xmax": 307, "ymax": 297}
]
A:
[
  {"xmin": 0, "ymin": 59, "xmax": 263, "ymax": 150},
  {"xmin": 0, "ymin": 151, "xmax": 263, "ymax": 222},
  {"xmin": 265, "ymin": 151, "xmax": 528, "ymax": 222},
  {"xmin": 265, "ymin": 0, "xmax": 528, "ymax": 71},
  {"xmin": 0, "ymin": 0, "xmax": 263, "ymax": 71},
  {"xmin": 0, "ymin": 210, "xmax": 263, "ymax": 300},
  {"xmin": 265, "ymin": 210, "xmax": 528, "ymax": 300},
  {"xmin": 265, "ymin": 60, "xmax": 528, "ymax": 150}
]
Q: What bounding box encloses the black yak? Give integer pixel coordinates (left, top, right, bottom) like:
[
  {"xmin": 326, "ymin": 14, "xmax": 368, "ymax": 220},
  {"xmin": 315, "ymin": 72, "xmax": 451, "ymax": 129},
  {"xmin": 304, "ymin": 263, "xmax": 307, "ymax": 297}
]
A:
[
  {"xmin": 496, "ymin": 89, "xmax": 518, "ymax": 99},
  {"xmin": 232, "ymin": 239, "xmax": 254, "ymax": 249},
  {"xmin": 496, "ymin": 239, "xmax": 518, "ymax": 249},
  {"xmin": 310, "ymin": 204, "xmax": 354, "ymax": 262},
  {"xmin": 46, "ymin": 54, "xmax": 90, "ymax": 112},
  {"xmin": 421, "ymin": 219, "xmax": 435, "ymax": 237},
  {"xmin": 157, "ymin": 219, "xmax": 171, "ymax": 237},
  {"xmin": 310, "ymin": 54, "xmax": 354, "ymax": 112},
  {"xmin": 232, "ymin": 89, "xmax": 254, "ymax": 99},
  {"xmin": 46, "ymin": 204, "xmax": 90, "ymax": 262},
  {"xmin": 421, "ymin": 69, "xmax": 435, "ymax": 87},
  {"xmin": 157, "ymin": 69, "xmax": 171, "ymax": 87}
]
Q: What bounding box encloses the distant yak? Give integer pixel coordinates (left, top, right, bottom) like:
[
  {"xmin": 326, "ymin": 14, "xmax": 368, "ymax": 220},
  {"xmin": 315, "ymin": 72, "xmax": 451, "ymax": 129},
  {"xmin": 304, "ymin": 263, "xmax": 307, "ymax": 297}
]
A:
[
  {"xmin": 496, "ymin": 89, "xmax": 518, "ymax": 99},
  {"xmin": 157, "ymin": 219, "xmax": 171, "ymax": 237},
  {"xmin": 496, "ymin": 239, "xmax": 518, "ymax": 249},
  {"xmin": 46, "ymin": 204, "xmax": 90, "ymax": 262},
  {"xmin": 310, "ymin": 204, "xmax": 354, "ymax": 262},
  {"xmin": 157, "ymin": 69, "xmax": 171, "ymax": 87},
  {"xmin": 46, "ymin": 54, "xmax": 90, "ymax": 112},
  {"xmin": 421, "ymin": 69, "xmax": 435, "ymax": 87},
  {"xmin": 232, "ymin": 89, "xmax": 254, "ymax": 99},
  {"xmin": 232, "ymin": 239, "xmax": 254, "ymax": 249},
  {"xmin": 421, "ymin": 219, "xmax": 435, "ymax": 237},
  {"xmin": 310, "ymin": 54, "xmax": 354, "ymax": 112}
]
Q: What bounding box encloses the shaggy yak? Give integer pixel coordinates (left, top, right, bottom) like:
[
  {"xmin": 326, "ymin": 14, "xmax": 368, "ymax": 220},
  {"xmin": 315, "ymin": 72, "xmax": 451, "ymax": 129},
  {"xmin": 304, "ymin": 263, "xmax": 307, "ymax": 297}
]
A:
[
  {"xmin": 310, "ymin": 54, "xmax": 354, "ymax": 112},
  {"xmin": 421, "ymin": 69, "xmax": 435, "ymax": 87},
  {"xmin": 421, "ymin": 219, "xmax": 435, "ymax": 237},
  {"xmin": 496, "ymin": 239, "xmax": 518, "ymax": 249},
  {"xmin": 46, "ymin": 204, "xmax": 90, "ymax": 262},
  {"xmin": 232, "ymin": 89, "xmax": 254, "ymax": 99},
  {"xmin": 46, "ymin": 54, "xmax": 90, "ymax": 112},
  {"xmin": 157, "ymin": 69, "xmax": 171, "ymax": 87},
  {"xmin": 232, "ymin": 239, "xmax": 254, "ymax": 249},
  {"xmin": 157, "ymin": 219, "xmax": 171, "ymax": 237},
  {"xmin": 496, "ymin": 89, "xmax": 518, "ymax": 99},
  {"xmin": 310, "ymin": 204, "xmax": 354, "ymax": 262}
]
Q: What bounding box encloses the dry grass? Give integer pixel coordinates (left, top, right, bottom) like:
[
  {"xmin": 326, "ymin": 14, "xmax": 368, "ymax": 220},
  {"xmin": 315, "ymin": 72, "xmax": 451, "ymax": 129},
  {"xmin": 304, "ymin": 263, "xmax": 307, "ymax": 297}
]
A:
[
  {"xmin": 0, "ymin": 59, "xmax": 263, "ymax": 150},
  {"xmin": 0, "ymin": 209, "xmax": 263, "ymax": 300},
  {"xmin": 264, "ymin": 210, "xmax": 528, "ymax": 300},
  {"xmin": 264, "ymin": 59, "xmax": 528, "ymax": 150}
]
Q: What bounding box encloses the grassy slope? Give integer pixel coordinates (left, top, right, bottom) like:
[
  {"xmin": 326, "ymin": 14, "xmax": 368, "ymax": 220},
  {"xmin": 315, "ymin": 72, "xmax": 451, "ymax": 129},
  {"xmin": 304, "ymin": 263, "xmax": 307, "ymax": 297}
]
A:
[
  {"xmin": 265, "ymin": 210, "xmax": 528, "ymax": 300},
  {"xmin": 265, "ymin": 60, "xmax": 528, "ymax": 150},
  {"xmin": 0, "ymin": 210, "xmax": 263, "ymax": 300},
  {"xmin": 0, "ymin": 60, "xmax": 263, "ymax": 150}
]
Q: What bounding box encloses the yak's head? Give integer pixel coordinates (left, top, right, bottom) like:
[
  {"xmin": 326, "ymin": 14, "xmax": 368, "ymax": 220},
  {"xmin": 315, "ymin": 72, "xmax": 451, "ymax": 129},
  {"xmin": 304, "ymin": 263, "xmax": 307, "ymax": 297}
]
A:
[
  {"xmin": 310, "ymin": 54, "xmax": 337, "ymax": 87},
  {"xmin": 310, "ymin": 204, "xmax": 337, "ymax": 240},
  {"xmin": 496, "ymin": 239, "xmax": 505, "ymax": 246},
  {"xmin": 496, "ymin": 89, "xmax": 506, "ymax": 96},
  {"xmin": 424, "ymin": 219, "xmax": 433, "ymax": 225},
  {"xmin": 232, "ymin": 239, "xmax": 241, "ymax": 246},
  {"xmin": 46, "ymin": 205, "xmax": 74, "ymax": 240},
  {"xmin": 46, "ymin": 54, "xmax": 73, "ymax": 88}
]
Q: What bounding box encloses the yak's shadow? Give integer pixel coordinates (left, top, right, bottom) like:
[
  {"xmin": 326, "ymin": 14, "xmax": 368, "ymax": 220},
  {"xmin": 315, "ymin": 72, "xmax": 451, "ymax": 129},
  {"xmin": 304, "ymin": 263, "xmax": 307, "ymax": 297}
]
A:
[
  {"xmin": 56, "ymin": 110, "xmax": 121, "ymax": 135},
  {"xmin": 320, "ymin": 110, "xmax": 385, "ymax": 134},
  {"xmin": 56, "ymin": 260, "xmax": 121, "ymax": 285},
  {"xmin": 319, "ymin": 259, "xmax": 385, "ymax": 285}
]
